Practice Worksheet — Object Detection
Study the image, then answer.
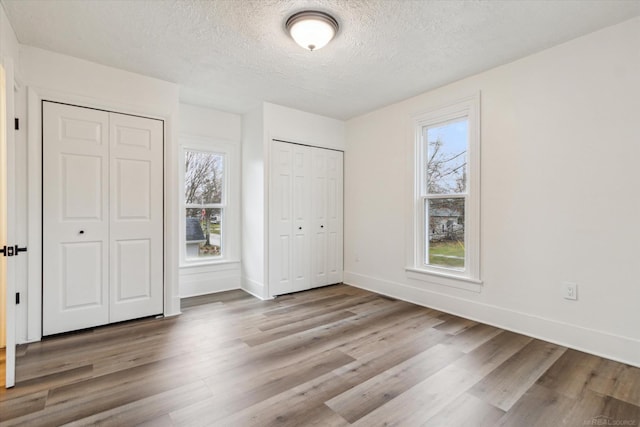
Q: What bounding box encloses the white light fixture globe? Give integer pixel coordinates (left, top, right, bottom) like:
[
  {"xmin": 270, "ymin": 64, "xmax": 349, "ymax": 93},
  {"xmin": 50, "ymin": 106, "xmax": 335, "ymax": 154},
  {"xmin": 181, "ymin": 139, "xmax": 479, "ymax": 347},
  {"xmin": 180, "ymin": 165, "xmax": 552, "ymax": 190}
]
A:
[{"xmin": 286, "ymin": 11, "xmax": 339, "ymax": 51}]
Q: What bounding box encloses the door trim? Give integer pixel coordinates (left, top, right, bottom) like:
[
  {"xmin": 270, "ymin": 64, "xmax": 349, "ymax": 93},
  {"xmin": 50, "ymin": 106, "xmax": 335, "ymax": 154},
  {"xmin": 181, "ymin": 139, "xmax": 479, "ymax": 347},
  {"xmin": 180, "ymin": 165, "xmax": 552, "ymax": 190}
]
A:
[{"xmin": 2, "ymin": 58, "xmax": 17, "ymax": 388}]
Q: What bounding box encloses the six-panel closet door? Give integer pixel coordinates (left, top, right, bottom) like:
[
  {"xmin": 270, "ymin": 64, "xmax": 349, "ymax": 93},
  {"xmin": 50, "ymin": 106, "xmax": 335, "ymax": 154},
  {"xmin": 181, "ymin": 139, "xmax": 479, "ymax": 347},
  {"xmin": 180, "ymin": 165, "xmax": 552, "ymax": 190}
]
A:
[
  {"xmin": 42, "ymin": 101, "xmax": 163, "ymax": 336},
  {"xmin": 311, "ymin": 147, "xmax": 343, "ymax": 287},
  {"xmin": 269, "ymin": 140, "xmax": 343, "ymax": 296},
  {"xmin": 269, "ymin": 141, "xmax": 312, "ymax": 295}
]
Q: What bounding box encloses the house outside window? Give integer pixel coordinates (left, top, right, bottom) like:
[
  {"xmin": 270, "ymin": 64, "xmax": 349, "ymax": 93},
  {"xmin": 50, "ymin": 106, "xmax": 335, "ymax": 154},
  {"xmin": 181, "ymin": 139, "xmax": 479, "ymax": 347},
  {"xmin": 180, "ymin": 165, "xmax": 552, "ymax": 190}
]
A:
[{"xmin": 408, "ymin": 94, "xmax": 481, "ymax": 290}]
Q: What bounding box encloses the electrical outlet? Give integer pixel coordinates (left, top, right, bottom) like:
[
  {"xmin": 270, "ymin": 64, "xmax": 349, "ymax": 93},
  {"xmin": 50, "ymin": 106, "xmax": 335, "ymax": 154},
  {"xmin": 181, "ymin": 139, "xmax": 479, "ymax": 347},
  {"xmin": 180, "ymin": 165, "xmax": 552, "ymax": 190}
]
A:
[{"xmin": 563, "ymin": 282, "xmax": 577, "ymax": 300}]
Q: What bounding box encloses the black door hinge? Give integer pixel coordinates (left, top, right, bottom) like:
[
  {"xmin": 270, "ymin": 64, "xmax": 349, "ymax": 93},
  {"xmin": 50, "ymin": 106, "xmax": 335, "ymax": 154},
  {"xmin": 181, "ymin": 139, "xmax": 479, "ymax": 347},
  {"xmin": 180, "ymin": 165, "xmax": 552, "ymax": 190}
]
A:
[
  {"xmin": 14, "ymin": 118, "xmax": 19, "ymax": 130},
  {"xmin": 15, "ymin": 292, "xmax": 20, "ymax": 304}
]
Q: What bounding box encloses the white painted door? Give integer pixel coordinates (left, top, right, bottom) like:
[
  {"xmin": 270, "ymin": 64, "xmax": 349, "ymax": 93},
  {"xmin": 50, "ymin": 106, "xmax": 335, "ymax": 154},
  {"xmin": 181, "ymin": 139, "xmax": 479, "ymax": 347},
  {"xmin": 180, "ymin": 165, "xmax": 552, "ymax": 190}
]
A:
[
  {"xmin": 269, "ymin": 141, "xmax": 311, "ymax": 295},
  {"xmin": 311, "ymin": 147, "xmax": 344, "ymax": 287},
  {"xmin": 43, "ymin": 103, "xmax": 163, "ymax": 335},
  {"xmin": 325, "ymin": 149, "xmax": 344, "ymax": 285},
  {"xmin": 269, "ymin": 141, "xmax": 342, "ymax": 296},
  {"xmin": 291, "ymin": 144, "xmax": 312, "ymax": 291},
  {"xmin": 109, "ymin": 112, "xmax": 163, "ymax": 322},
  {"xmin": 311, "ymin": 148, "xmax": 328, "ymax": 287},
  {"xmin": 43, "ymin": 102, "xmax": 110, "ymax": 335}
]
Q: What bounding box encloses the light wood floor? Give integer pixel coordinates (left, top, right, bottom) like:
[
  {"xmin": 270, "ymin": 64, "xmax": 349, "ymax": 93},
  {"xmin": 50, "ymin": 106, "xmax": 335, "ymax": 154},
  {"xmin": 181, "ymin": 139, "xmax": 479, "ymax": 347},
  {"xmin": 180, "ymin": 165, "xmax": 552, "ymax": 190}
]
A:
[{"xmin": 1, "ymin": 284, "xmax": 639, "ymax": 426}]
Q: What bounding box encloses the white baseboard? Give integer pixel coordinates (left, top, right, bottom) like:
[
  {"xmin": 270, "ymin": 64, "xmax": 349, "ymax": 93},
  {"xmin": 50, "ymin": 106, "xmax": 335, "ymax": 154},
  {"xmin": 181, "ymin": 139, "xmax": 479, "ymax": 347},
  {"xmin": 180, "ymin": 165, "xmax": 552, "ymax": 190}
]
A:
[
  {"xmin": 344, "ymin": 271, "xmax": 640, "ymax": 368},
  {"xmin": 179, "ymin": 263, "xmax": 241, "ymax": 298}
]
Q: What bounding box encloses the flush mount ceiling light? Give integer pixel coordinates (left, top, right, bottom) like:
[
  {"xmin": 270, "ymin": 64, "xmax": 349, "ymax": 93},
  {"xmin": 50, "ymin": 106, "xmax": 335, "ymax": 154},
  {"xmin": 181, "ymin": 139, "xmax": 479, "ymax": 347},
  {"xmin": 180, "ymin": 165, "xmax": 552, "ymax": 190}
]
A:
[{"xmin": 285, "ymin": 10, "xmax": 339, "ymax": 51}]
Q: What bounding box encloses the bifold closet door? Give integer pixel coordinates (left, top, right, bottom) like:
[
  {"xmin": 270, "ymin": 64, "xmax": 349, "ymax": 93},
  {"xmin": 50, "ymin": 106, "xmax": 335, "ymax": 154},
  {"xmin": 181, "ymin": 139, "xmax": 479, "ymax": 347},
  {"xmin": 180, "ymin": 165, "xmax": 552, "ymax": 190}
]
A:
[
  {"xmin": 43, "ymin": 102, "xmax": 163, "ymax": 335},
  {"xmin": 311, "ymin": 148, "xmax": 343, "ymax": 287},
  {"xmin": 43, "ymin": 103, "xmax": 110, "ymax": 335},
  {"xmin": 269, "ymin": 140, "xmax": 343, "ymax": 296},
  {"xmin": 108, "ymin": 112, "xmax": 163, "ymax": 323},
  {"xmin": 269, "ymin": 140, "xmax": 311, "ymax": 295}
]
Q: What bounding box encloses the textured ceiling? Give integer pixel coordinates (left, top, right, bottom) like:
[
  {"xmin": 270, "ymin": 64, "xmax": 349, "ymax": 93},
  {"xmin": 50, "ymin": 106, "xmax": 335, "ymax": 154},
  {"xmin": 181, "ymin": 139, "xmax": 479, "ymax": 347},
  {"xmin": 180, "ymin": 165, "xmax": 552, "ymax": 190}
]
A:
[{"xmin": 2, "ymin": 0, "xmax": 640, "ymax": 120}]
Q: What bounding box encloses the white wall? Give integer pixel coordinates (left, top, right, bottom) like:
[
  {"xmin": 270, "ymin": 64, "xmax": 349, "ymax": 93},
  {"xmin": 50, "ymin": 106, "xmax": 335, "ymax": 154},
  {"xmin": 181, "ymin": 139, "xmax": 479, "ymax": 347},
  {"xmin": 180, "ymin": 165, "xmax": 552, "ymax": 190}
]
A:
[
  {"xmin": 241, "ymin": 106, "xmax": 265, "ymax": 298},
  {"xmin": 178, "ymin": 103, "xmax": 242, "ymax": 297},
  {"xmin": 19, "ymin": 45, "xmax": 181, "ymax": 342},
  {"xmin": 178, "ymin": 103, "xmax": 241, "ymax": 142},
  {"xmin": 241, "ymin": 102, "xmax": 346, "ymax": 299},
  {"xmin": 0, "ymin": 4, "xmax": 19, "ymax": 61},
  {"xmin": 345, "ymin": 17, "xmax": 640, "ymax": 366},
  {"xmin": 264, "ymin": 102, "xmax": 346, "ymax": 151}
]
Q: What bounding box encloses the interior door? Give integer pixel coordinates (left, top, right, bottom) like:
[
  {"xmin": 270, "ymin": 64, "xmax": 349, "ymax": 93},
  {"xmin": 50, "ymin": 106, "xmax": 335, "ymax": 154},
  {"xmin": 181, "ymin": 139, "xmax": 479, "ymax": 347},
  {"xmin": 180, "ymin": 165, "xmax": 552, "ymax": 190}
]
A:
[
  {"xmin": 109, "ymin": 112, "xmax": 163, "ymax": 322},
  {"xmin": 42, "ymin": 102, "xmax": 110, "ymax": 335}
]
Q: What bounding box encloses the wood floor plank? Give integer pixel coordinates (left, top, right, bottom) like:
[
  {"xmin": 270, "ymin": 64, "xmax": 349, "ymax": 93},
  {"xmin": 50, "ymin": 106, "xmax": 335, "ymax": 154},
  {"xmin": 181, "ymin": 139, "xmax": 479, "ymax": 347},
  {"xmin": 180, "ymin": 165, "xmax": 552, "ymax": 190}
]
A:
[
  {"xmin": 63, "ymin": 380, "xmax": 212, "ymax": 427},
  {"xmin": 351, "ymin": 364, "xmax": 483, "ymax": 426},
  {"xmin": 338, "ymin": 311, "xmax": 446, "ymax": 359},
  {"xmin": 610, "ymin": 364, "xmax": 640, "ymax": 407},
  {"xmin": 242, "ymin": 310, "xmax": 357, "ymax": 347},
  {"xmin": 495, "ymin": 383, "xmax": 576, "ymax": 427},
  {"xmin": 326, "ymin": 343, "xmax": 463, "ymax": 423},
  {"xmin": 171, "ymin": 350, "xmax": 355, "ymax": 425},
  {"xmin": 443, "ymin": 323, "xmax": 504, "ymax": 353},
  {"xmin": 424, "ymin": 392, "xmax": 505, "ymax": 427},
  {"xmin": 0, "ymin": 390, "xmax": 47, "ymax": 422},
  {"xmin": 565, "ymin": 388, "xmax": 640, "ymax": 427},
  {"xmin": 205, "ymin": 372, "xmax": 353, "ymax": 427},
  {"xmin": 468, "ymin": 339, "xmax": 567, "ymax": 411},
  {"xmin": 0, "ymin": 364, "xmax": 94, "ymax": 403},
  {"xmin": 434, "ymin": 314, "xmax": 478, "ymax": 335},
  {"xmin": 535, "ymin": 348, "xmax": 603, "ymax": 399},
  {"xmin": 453, "ymin": 330, "xmax": 533, "ymax": 377},
  {"xmin": 257, "ymin": 294, "xmax": 378, "ymax": 332}
]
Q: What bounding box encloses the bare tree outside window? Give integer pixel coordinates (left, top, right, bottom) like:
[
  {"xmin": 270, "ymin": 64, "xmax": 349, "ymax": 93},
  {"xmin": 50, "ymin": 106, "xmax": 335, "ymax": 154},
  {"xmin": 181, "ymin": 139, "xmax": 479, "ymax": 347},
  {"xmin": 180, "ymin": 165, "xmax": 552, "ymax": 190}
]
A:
[{"xmin": 185, "ymin": 151, "xmax": 224, "ymax": 258}]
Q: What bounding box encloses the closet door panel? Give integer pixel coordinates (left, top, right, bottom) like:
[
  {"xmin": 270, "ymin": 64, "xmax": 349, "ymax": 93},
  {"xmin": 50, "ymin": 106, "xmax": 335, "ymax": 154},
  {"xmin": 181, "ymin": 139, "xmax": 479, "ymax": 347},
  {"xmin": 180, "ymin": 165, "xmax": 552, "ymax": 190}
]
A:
[
  {"xmin": 109, "ymin": 113, "xmax": 163, "ymax": 322},
  {"xmin": 326, "ymin": 150, "xmax": 344, "ymax": 284},
  {"xmin": 269, "ymin": 141, "xmax": 294, "ymax": 295},
  {"xmin": 311, "ymin": 148, "xmax": 328, "ymax": 287},
  {"xmin": 42, "ymin": 102, "xmax": 110, "ymax": 335},
  {"xmin": 292, "ymin": 145, "xmax": 311, "ymax": 290}
]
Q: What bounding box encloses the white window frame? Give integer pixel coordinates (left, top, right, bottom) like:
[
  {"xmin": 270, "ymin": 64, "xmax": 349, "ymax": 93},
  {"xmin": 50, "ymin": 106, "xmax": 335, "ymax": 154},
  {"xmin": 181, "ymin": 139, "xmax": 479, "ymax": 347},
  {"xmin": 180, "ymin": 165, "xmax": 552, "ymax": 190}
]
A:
[
  {"xmin": 406, "ymin": 94, "xmax": 481, "ymax": 291},
  {"xmin": 179, "ymin": 136, "xmax": 239, "ymax": 267}
]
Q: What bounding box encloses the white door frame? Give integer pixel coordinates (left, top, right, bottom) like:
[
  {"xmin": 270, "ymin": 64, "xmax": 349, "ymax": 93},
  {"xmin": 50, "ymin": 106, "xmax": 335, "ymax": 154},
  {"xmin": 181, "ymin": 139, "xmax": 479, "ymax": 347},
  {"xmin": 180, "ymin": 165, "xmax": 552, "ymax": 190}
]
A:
[
  {"xmin": 26, "ymin": 86, "xmax": 180, "ymax": 342},
  {"xmin": 2, "ymin": 58, "xmax": 17, "ymax": 388}
]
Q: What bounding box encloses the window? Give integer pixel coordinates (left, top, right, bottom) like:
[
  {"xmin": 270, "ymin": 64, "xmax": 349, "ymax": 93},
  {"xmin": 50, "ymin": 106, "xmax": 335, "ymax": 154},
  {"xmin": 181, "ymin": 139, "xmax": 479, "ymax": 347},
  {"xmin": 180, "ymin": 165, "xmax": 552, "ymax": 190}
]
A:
[
  {"xmin": 408, "ymin": 95, "xmax": 480, "ymax": 289},
  {"xmin": 184, "ymin": 149, "xmax": 226, "ymax": 260}
]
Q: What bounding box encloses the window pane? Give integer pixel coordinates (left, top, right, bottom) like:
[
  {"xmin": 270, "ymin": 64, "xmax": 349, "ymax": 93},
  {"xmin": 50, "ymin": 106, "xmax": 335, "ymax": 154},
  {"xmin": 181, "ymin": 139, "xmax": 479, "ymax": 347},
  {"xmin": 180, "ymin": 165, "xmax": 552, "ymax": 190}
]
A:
[
  {"xmin": 426, "ymin": 198, "xmax": 464, "ymax": 269},
  {"xmin": 185, "ymin": 151, "xmax": 224, "ymax": 204},
  {"xmin": 185, "ymin": 207, "xmax": 223, "ymax": 258},
  {"xmin": 425, "ymin": 119, "xmax": 468, "ymax": 194}
]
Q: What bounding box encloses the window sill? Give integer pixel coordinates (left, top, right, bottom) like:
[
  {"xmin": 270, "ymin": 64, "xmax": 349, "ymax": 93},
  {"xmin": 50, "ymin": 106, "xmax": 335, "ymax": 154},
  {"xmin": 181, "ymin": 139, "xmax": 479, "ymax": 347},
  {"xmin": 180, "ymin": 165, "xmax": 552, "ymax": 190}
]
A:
[{"xmin": 405, "ymin": 267, "xmax": 482, "ymax": 293}]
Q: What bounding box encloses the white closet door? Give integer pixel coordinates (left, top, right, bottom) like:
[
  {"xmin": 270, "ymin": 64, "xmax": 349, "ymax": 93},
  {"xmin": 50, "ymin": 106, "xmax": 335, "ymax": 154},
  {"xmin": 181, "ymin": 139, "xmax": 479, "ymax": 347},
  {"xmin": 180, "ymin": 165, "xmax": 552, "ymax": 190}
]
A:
[
  {"xmin": 109, "ymin": 113, "xmax": 163, "ymax": 322},
  {"xmin": 43, "ymin": 102, "xmax": 110, "ymax": 335},
  {"xmin": 325, "ymin": 150, "xmax": 344, "ymax": 285},
  {"xmin": 311, "ymin": 148, "xmax": 328, "ymax": 287},
  {"xmin": 291, "ymin": 144, "xmax": 312, "ymax": 291},
  {"xmin": 269, "ymin": 141, "xmax": 311, "ymax": 295}
]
